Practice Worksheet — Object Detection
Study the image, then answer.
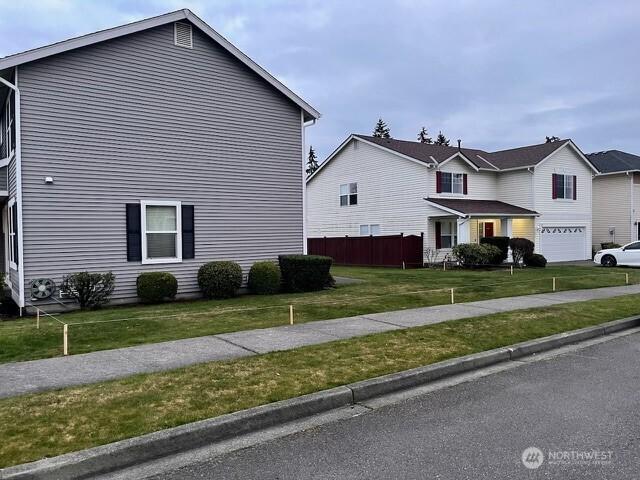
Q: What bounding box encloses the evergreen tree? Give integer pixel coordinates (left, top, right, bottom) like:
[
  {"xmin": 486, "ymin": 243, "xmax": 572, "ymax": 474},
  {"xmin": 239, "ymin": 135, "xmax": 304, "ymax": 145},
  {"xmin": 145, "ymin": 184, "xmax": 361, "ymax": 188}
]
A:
[
  {"xmin": 372, "ymin": 118, "xmax": 391, "ymax": 138},
  {"xmin": 545, "ymin": 135, "xmax": 561, "ymax": 143},
  {"xmin": 306, "ymin": 145, "xmax": 319, "ymax": 175},
  {"xmin": 417, "ymin": 126, "xmax": 432, "ymax": 144},
  {"xmin": 434, "ymin": 131, "xmax": 450, "ymax": 146}
]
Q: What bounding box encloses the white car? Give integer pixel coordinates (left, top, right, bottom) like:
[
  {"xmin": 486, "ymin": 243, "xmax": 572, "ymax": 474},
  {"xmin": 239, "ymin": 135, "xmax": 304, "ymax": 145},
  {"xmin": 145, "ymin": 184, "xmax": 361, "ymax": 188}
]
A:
[{"xmin": 594, "ymin": 241, "xmax": 640, "ymax": 267}]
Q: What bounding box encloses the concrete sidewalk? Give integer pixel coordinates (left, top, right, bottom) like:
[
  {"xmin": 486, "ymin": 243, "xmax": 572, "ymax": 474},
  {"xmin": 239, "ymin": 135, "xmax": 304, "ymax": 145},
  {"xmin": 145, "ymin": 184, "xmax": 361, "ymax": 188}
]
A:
[{"xmin": 2, "ymin": 283, "xmax": 640, "ymax": 399}]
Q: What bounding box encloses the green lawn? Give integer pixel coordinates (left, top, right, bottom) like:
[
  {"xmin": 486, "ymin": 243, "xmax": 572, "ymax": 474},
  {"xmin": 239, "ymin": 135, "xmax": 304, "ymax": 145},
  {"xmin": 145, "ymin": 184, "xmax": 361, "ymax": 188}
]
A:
[
  {"xmin": 0, "ymin": 264, "xmax": 636, "ymax": 364},
  {"xmin": 1, "ymin": 293, "xmax": 639, "ymax": 468}
]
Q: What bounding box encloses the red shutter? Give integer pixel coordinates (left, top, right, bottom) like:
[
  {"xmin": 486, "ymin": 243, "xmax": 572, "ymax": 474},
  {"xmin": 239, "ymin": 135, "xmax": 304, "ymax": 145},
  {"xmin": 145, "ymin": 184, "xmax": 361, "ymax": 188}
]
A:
[
  {"xmin": 436, "ymin": 171, "xmax": 442, "ymax": 193},
  {"xmin": 435, "ymin": 221, "xmax": 442, "ymax": 249},
  {"xmin": 463, "ymin": 174, "xmax": 468, "ymax": 195},
  {"xmin": 573, "ymin": 175, "xmax": 577, "ymax": 200},
  {"xmin": 552, "ymin": 174, "xmax": 557, "ymax": 199}
]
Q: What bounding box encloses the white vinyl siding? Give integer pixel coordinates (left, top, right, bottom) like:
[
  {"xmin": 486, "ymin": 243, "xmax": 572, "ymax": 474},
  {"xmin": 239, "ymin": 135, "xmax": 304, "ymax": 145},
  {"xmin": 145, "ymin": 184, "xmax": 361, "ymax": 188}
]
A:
[
  {"xmin": 307, "ymin": 139, "xmax": 429, "ymax": 239},
  {"xmin": 533, "ymin": 145, "xmax": 593, "ymax": 260},
  {"xmin": 431, "ymin": 157, "xmax": 497, "ymax": 199}
]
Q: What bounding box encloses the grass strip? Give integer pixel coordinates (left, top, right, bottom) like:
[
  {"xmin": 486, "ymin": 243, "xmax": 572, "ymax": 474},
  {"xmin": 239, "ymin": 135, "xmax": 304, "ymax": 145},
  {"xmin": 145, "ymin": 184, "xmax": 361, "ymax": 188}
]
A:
[
  {"xmin": 1, "ymin": 293, "xmax": 640, "ymax": 468},
  {"xmin": 1, "ymin": 265, "xmax": 636, "ymax": 364}
]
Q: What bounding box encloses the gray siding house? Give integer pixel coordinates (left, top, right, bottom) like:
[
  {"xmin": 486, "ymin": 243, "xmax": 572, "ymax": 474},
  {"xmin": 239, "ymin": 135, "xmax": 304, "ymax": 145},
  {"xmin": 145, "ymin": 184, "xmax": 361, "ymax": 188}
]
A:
[{"xmin": 0, "ymin": 9, "xmax": 319, "ymax": 311}]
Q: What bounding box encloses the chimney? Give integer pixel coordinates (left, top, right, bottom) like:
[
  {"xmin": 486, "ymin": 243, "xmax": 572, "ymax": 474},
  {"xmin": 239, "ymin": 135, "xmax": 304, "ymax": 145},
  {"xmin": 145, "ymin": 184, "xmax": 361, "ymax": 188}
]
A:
[{"xmin": 457, "ymin": 139, "xmax": 461, "ymax": 151}]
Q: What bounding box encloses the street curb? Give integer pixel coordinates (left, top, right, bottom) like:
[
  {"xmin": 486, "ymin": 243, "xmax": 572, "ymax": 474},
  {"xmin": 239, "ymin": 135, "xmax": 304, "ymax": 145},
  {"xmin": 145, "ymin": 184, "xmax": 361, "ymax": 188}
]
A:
[{"xmin": 2, "ymin": 316, "xmax": 639, "ymax": 479}]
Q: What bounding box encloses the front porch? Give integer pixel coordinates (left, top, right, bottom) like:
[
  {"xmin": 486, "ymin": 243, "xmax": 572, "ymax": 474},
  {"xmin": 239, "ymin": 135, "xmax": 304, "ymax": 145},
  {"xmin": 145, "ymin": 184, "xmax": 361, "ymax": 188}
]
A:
[{"xmin": 424, "ymin": 198, "xmax": 539, "ymax": 261}]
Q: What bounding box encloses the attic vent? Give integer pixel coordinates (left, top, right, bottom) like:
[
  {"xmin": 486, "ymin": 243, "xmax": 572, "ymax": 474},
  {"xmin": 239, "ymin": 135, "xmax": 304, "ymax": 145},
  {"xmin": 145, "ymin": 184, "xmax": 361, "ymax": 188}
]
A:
[{"xmin": 174, "ymin": 22, "xmax": 193, "ymax": 48}]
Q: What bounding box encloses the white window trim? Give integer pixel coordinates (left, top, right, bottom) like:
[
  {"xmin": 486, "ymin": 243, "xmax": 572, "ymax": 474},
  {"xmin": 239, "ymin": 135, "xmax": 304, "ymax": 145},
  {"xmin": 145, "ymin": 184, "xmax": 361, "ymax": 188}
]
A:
[
  {"xmin": 440, "ymin": 172, "xmax": 464, "ymax": 195},
  {"xmin": 339, "ymin": 182, "xmax": 358, "ymax": 207},
  {"xmin": 440, "ymin": 220, "xmax": 458, "ymax": 249},
  {"xmin": 7, "ymin": 197, "xmax": 16, "ymax": 270},
  {"xmin": 555, "ymin": 173, "xmax": 576, "ymax": 201},
  {"xmin": 141, "ymin": 200, "xmax": 182, "ymax": 265},
  {"xmin": 359, "ymin": 224, "xmax": 381, "ymax": 236}
]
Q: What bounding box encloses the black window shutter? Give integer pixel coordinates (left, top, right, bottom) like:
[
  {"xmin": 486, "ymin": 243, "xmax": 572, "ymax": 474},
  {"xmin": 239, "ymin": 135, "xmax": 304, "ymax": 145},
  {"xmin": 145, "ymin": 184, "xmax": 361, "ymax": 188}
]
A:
[
  {"xmin": 182, "ymin": 204, "xmax": 195, "ymax": 259},
  {"xmin": 12, "ymin": 204, "xmax": 18, "ymax": 266},
  {"xmin": 126, "ymin": 204, "xmax": 142, "ymax": 261}
]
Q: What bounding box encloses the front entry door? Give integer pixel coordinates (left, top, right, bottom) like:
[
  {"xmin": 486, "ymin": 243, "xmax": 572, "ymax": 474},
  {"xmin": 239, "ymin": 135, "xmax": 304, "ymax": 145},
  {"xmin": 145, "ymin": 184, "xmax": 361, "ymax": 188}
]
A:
[{"xmin": 484, "ymin": 222, "xmax": 494, "ymax": 238}]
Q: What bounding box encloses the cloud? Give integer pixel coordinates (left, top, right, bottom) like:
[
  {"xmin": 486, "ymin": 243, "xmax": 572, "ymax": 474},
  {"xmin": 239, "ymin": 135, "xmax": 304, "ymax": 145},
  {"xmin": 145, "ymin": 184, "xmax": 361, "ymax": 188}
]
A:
[{"xmin": 1, "ymin": 0, "xmax": 638, "ymax": 159}]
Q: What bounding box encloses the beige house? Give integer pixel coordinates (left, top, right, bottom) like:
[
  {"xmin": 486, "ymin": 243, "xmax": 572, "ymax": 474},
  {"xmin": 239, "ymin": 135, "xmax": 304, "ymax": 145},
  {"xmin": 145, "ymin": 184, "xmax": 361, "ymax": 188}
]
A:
[{"xmin": 588, "ymin": 150, "xmax": 640, "ymax": 248}]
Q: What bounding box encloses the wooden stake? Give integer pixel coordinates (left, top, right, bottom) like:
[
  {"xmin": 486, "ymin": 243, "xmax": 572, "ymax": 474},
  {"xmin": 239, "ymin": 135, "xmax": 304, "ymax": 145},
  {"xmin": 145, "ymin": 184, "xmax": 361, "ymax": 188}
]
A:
[
  {"xmin": 63, "ymin": 324, "xmax": 68, "ymax": 356},
  {"xmin": 289, "ymin": 305, "xmax": 294, "ymax": 325},
  {"xmin": 451, "ymin": 288, "xmax": 455, "ymax": 304},
  {"xmin": 552, "ymin": 277, "xmax": 556, "ymax": 292},
  {"xmin": 36, "ymin": 309, "xmax": 40, "ymax": 330},
  {"xmin": 510, "ymin": 265, "xmax": 513, "ymax": 276},
  {"xmin": 625, "ymin": 273, "xmax": 629, "ymax": 285}
]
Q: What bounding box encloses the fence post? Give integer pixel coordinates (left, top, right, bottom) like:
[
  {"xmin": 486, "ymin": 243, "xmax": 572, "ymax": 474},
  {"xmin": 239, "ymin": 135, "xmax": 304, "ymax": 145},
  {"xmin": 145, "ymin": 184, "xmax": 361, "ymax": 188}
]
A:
[
  {"xmin": 369, "ymin": 234, "xmax": 374, "ymax": 265},
  {"xmin": 63, "ymin": 324, "xmax": 68, "ymax": 356},
  {"xmin": 510, "ymin": 265, "xmax": 513, "ymax": 276},
  {"xmin": 36, "ymin": 308, "xmax": 40, "ymax": 330},
  {"xmin": 344, "ymin": 235, "xmax": 349, "ymax": 266},
  {"xmin": 626, "ymin": 273, "xmax": 629, "ymax": 285},
  {"xmin": 421, "ymin": 232, "xmax": 425, "ymax": 267},
  {"xmin": 400, "ymin": 232, "xmax": 404, "ymax": 268},
  {"xmin": 289, "ymin": 305, "xmax": 294, "ymax": 325},
  {"xmin": 552, "ymin": 277, "xmax": 556, "ymax": 292},
  {"xmin": 451, "ymin": 288, "xmax": 455, "ymax": 304}
]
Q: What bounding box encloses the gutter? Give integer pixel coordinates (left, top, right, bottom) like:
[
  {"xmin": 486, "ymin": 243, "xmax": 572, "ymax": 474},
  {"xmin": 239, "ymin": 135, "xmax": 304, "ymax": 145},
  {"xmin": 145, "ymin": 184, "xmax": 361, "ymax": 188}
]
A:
[{"xmin": 0, "ymin": 69, "xmax": 25, "ymax": 311}]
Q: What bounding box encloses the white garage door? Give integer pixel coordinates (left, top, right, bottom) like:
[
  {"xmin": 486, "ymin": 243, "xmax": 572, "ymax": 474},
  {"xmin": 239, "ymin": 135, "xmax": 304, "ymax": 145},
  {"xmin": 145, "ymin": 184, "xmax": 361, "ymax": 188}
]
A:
[{"xmin": 539, "ymin": 226, "xmax": 587, "ymax": 262}]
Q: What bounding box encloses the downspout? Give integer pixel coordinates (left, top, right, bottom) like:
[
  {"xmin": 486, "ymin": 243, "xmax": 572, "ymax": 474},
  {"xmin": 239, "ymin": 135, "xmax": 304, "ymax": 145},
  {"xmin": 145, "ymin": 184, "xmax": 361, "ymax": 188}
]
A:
[
  {"xmin": 301, "ymin": 113, "xmax": 316, "ymax": 254},
  {"xmin": 0, "ymin": 68, "xmax": 25, "ymax": 311}
]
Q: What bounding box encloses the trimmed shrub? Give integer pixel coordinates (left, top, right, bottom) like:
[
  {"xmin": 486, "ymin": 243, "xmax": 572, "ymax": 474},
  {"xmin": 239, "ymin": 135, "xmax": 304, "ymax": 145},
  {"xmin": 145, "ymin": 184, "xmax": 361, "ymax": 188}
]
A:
[
  {"xmin": 509, "ymin": 237, "xmax": 535, "ymax": 266},
  {"xmin": 279, "ymin": 255, "xmax": 332, "ymax": 292},
  {"xmin": 601, "ymin": 242, "xmax": 621, "ymax": 250},
  {"xmin": 452, "ymin": 243, "xmax": 503, "ymax": 266},
  {"xmin": 60, "ymin": 271, "xmax": 115, "ymax": 309},
  {"xmin": 480, "ymin": 236, "xmax": 509, "ymax": 264},
  {"xmin": 524, "ymin": 253, "xmax": 547, "ymax": 268},
  {"xmin": 136, "ymin": 272, "xmax": 178, "ymax": 303},
  {"xmin": 248, "ymin": 261, "xmax": 281, "ymax": 295},
  {"xmin": 197, "ymin": 261, "xmax": 243, "ymax": 299}
]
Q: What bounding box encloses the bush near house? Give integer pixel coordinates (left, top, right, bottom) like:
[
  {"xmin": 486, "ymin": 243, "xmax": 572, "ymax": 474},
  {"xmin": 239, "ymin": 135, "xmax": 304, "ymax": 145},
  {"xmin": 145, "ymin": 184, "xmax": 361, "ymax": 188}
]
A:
[
  {"xmin": 60, "ymin": 272, "xmax": 116, "ymax": 309},
  {"xmin": 198, "ymin": 261, "xmax": 243, "ymax": 299},
  {"xmin": 601, "ymin": 242, "xmax": 621, "ymax": 250},
  {"xmin": 524, "ymin": 253, "xmax": 548, "ymax": 268},
  {"xmin": 278, "ymin": 255, "xmax": 333, "ymax": 292},
  {"xmin": 480, "ymin": 236, "xmax": 510, "ymax": 264},
  {"xmin": 452, "ymin": 243, "xmax": 503, "ymax": 266},
  {"xmin": 509, "ymin": 238, "xmax": 535, "ymax": 266},
  {"xmin": 136, "ymin": 272, "xmax": 178, "ymax": 303},
  {"xmin": 248, "ymin": 261, "xmax": 281, "ymax": 295}
]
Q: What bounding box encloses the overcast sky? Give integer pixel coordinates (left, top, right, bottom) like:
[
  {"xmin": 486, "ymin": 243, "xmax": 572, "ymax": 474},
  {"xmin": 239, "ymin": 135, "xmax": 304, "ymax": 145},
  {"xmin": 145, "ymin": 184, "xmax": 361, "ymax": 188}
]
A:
[{"xmin": 1, "ymin": 0, "xmax": 639, "ymax": 160}]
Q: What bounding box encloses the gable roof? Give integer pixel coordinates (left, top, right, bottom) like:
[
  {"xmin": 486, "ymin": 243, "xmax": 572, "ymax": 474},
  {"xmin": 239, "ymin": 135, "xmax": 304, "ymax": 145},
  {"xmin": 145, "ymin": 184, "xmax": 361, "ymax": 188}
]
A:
[
  {"xmin": 587, "ymin": 150, "xmax": 640, "ymax": 174},
  {"xmin": 0, "ymin": 9, "xmax": 320, "ymax": 121},
  {"xmin": 425, "ymin": 198, "xmax": 539, "ymax": 217},
  {"xmin": 307, "ymin": 134, "xmax": 597, "ymax": 182},
  {"xmin": 354, "ymin": 135, "xmax": 498, "ymax": 170}
]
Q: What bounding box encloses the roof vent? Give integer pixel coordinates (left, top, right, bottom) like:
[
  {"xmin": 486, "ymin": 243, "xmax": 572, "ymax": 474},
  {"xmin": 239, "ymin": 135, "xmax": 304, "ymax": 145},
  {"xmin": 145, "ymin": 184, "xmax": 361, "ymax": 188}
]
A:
[{"xmin": 174, "ymin": 22, "xmax": 193, "ymax": 48}]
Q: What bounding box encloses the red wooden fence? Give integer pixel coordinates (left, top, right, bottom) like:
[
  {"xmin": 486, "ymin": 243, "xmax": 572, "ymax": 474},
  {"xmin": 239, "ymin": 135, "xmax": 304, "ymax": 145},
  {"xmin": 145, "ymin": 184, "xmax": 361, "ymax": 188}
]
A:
[{"xmin": 307, "ymin": 233, "xmax": 424, "ymax": 268}]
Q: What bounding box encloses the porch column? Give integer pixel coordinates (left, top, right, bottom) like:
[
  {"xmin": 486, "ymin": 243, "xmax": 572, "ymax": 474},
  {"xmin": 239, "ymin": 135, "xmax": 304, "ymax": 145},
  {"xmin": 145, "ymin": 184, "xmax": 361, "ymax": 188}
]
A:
[
  {"xmin": 501, "ymin": 217, "xmax": 513, "ymax": 237},
  {"xmin": 456, "ymin": 218, "xmax": 471, "ymax": 244}
]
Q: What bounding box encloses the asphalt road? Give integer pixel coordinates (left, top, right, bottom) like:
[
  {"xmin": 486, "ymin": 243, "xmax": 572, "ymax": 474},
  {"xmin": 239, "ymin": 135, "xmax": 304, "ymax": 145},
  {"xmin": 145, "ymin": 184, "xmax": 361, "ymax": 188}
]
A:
[{"xmin": 145, "ymin": 331, "xmax": 640, "ymax": 480}]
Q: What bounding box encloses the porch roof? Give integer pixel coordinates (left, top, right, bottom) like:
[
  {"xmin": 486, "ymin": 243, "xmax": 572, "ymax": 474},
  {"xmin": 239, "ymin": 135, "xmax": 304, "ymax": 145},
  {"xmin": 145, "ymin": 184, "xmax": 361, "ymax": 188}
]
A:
[{"xmin": 424, "ymin": 197, "xmax": 539, "ymax": 217}]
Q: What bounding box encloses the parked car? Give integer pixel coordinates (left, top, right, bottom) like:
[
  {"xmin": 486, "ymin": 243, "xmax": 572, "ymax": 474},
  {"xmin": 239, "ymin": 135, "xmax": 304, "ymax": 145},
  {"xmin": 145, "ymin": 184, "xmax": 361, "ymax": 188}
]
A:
[{"xmin": 593, "ymin": 241, "xmax": 640, "ymax": 267}]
